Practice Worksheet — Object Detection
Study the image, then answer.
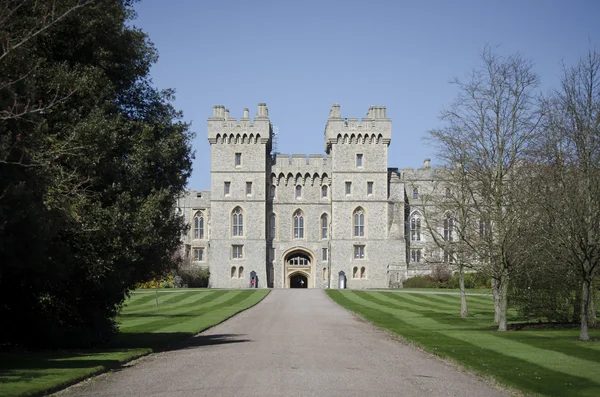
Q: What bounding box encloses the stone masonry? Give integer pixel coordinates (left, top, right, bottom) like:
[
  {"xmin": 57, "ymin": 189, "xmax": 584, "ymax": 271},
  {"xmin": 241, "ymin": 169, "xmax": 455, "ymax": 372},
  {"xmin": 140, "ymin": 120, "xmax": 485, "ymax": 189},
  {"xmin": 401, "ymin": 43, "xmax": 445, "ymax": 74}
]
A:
[{"xmin": 177, "ymin": 103, "xmax": 444, "ymax": 289}]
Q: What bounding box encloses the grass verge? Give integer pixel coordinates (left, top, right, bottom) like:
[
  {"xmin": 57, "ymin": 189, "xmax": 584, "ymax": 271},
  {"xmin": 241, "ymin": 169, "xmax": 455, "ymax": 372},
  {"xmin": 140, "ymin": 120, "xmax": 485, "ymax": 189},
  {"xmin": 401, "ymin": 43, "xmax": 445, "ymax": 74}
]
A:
[
  {"xmin": 373, "ymin": 288, "xmax": 492, "ymax": 295},
  {"xmin": 0, "ymin": 289, "xmax": 269, "ymax": 397},
  {"xmin": 327, "ymin": 290, "xmax": 600, "ymax": 397}
]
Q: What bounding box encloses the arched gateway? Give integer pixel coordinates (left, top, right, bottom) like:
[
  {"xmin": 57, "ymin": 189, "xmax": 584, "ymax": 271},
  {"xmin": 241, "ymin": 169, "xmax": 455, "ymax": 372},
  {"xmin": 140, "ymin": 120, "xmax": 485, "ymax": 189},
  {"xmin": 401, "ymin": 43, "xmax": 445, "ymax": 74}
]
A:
[{"xmin": 283, "ymin": 248, "xmax": 313, "ymax": 288}]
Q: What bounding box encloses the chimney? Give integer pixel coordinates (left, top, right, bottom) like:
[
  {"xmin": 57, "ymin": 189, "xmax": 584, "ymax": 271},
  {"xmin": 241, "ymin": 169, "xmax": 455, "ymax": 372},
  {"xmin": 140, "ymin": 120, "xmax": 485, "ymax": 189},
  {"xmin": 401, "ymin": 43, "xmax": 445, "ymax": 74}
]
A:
[
  {"xmin": 243, "ymin": 108, "xmax": 249, "ymax": 119},
  {"xmin": 257, "ymin": 103, "xmax": 268, "ymax": 118},
  {"xmin": 329, "ymin": 103, "xmax": 341, "ymax": 119},
  {"xmin": 423, "ymin": 158, "xmax": 431, "ymax": 169}
]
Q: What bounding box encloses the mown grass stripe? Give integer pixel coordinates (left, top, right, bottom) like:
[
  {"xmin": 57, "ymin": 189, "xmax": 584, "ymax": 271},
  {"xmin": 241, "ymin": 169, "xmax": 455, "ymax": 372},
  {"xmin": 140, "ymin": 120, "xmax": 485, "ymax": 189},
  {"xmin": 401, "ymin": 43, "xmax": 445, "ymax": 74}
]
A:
[
  {"xmin": 122, "ymin": 291, "xmax": 192, "ymax": 313},
  {"xmin": 411, "ymin": 292, "xmax": 494, "ymax": 310},
  {"xmin": 384, "ymin": 292, "xmax": 461, "ymax": 311},
  {"xmin": 124, "ymin": 291, "xmax": 216, "ymax": 314},
  {"xmin": 329, "ymin": 290, "xmax": 600, "ymax": 397},
  {"xmin": 121, "ymin": 290, "xmax": 241, "ymax": 333},
  {"xmin": 158, "ymin": 290, "xmax": 257, "ymax": 333},
  {"xmin": 119, "ymin": 292, "xmax": 214, "ymax": 321},
  {"xmin": 351, "ymin": 291, "xmax": 600, "ymax": 380},
  {"xmin": 119, "ymin": 291, "xmax": 229, "ymax": 330},
  {"xmin": 384, "ymin": 293, "xmax": 495, "ymax": 322}
]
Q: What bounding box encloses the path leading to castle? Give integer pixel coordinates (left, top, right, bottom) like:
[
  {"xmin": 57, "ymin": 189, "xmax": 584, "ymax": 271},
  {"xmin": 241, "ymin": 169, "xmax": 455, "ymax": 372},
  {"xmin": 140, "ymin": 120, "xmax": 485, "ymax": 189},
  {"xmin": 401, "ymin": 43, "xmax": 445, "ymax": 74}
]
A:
[{"xmin": 56, "ymin": 290, "xmax": 507, "ymax": 397}]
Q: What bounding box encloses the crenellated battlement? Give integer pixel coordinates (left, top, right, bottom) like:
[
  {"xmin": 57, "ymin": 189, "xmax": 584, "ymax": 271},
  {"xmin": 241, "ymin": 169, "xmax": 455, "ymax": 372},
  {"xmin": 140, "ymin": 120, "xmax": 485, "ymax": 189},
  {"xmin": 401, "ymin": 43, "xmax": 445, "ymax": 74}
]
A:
[
  {"xmin": 401, "ymin": 159, "xmax": 437, "ymax": 180},
  {"xmin": 270, "ymin": 154, "xmax": 332, "ymax": 186},
  {"xmin": 208, "ymin": 103, "xmax": 271, "ymax": 144},
  {"xmin": 272, "ymin": 153, "xmax": 330, "ymax": 168},
  {"xmin": 324, "ymin": 104, "xmax": 391, "ymax": 153}
]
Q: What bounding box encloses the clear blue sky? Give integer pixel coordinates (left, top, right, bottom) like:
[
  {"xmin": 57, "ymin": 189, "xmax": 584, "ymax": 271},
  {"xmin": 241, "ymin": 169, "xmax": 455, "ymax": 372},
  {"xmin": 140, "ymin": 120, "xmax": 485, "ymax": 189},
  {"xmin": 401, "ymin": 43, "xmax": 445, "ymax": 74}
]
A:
[{"xmin": 133, "ymin": 0, "xmax": 600, "ymax": 191}]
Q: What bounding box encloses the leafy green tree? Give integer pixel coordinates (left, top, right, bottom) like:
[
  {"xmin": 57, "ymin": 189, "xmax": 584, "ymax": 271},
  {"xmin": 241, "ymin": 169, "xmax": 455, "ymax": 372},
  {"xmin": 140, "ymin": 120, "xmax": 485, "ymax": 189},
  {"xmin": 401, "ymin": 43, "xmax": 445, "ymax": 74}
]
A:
[{"xmin": 0, "ymin": 0, "xmax": 193, "ymax": 347}]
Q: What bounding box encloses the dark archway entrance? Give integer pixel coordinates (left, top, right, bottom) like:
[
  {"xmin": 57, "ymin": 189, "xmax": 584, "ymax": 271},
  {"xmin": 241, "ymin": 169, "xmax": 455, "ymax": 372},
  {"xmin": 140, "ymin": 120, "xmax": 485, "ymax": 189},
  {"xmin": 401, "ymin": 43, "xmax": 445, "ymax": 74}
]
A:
[{"xmin": 290, "ymin": 273, "xmax": 308, "ymax": 288}]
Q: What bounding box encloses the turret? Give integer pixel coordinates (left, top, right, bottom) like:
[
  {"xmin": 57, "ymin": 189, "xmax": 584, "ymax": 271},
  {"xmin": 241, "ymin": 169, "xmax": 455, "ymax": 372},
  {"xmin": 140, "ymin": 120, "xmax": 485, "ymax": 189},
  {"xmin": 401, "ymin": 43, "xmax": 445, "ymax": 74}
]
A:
[
  {"xmin": 208, "ymin": 103, "xmax": 271, "ymax": 145},
  {"xmin": 324, "ymin": 104, "xmax": 391, "ymax": 153}
]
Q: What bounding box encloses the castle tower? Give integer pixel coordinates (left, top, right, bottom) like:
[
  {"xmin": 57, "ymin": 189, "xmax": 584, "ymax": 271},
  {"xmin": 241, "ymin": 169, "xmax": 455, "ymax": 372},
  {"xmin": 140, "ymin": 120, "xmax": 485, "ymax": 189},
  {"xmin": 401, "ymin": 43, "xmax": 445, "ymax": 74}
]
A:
[
  {"xmin": 207, "ymin": 104, "xmax": 272, "ymax": 288},
  {"xmin": 325, "ymin": 104, "xmax": 404, "ymax": 287}
]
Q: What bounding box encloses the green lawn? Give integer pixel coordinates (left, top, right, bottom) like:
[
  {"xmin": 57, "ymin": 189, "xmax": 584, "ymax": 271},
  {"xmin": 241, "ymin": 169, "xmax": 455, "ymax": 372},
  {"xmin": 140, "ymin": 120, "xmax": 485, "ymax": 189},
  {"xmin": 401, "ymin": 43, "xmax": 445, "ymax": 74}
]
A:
[
  {"xmin": 381, "ymin": 288, "xmax": 492, "ymax": 295},
  {"xmin": 0, "ymin": 289, "xmax": 268, "ymax": 397},
  {"xmin": 327, "ymin": 290, "xmax": 600, "ymax": 397}
]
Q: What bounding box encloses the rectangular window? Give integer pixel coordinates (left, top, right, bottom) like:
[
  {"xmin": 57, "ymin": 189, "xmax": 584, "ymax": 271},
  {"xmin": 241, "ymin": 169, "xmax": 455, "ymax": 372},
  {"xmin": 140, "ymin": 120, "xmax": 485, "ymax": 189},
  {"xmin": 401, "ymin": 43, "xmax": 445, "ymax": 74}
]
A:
[
  {"xmin": 232, "ymin": 245, "xmax": 244, "ymax": 259},
  {"xmin": 443, "ymin": 250, "xmax": 454, "ymax": 263},
  {"xmin": 411, "ymin": 249, "xmax": 421, "ymax": 262},
  {"xmin": 270, "ymin": 247, "xmax": 275, "ymax": 262},
  {"xmin": 354, "ymin": 245, "xmax": 365, "ymax": 259},
  {"xmin": 345, "ymin": 181, "xmax": 352, "ymax": 195},
  {"xmin": 246, "ymin": 181, "xmax": 252, "ymax": 195},
  {"xmin": 224, "ymin": 181, "xmax": 230, "ymax": 195},
  {"xmin": 367, "ymin": 182, "xmax": 373, "ymax": 195},
  {"xmin": 193, "ymin": 248, "xmax": 204, "ymax": 262},
  {"xmin": 235, "ymin": 153, "xmax": 241, "ymax": 166},
  {"xmin": 356, "ymin": 153, "xmax": 363, "ymax": 167},
  {"xmin": 413, "ymin": 188, "xmax": 418, "ymax": 200},
  {"xmin": 322, "ymin": 248, "xmax": 328, "ymax": 261}
]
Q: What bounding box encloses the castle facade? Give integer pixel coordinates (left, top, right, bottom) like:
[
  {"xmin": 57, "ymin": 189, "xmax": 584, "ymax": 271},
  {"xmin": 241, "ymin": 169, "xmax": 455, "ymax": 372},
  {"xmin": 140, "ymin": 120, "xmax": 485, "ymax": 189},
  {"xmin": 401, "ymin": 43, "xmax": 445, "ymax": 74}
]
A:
[{"xmin": 177, "ymin": 103, "xmax": 439, "ymax": 289}]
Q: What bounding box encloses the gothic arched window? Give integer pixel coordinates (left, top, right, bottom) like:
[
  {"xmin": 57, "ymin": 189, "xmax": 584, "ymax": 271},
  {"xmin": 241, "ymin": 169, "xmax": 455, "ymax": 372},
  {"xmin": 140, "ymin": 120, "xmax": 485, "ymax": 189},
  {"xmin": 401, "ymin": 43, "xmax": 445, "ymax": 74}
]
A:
[
  {"xmin": 193, "ymin": 211, "xmax": 205, "ymax": 239},
  {"xmin": 353, "ymin": 207, "xmax": 365, "ymax": 237},
  {"xmin": 232, "ymin": 207, "xmax": 244, "ymax": 236},
  {"xmin": 410, "ymin": 212, "xmax": 421, "ymax": 241},
  {"xmin": 293, "ymin": 210, "xmax": 304, "ymax": 239},
  {"xmin": 444, "ymin": 214, "xmax": 454, "ymax": 242}
]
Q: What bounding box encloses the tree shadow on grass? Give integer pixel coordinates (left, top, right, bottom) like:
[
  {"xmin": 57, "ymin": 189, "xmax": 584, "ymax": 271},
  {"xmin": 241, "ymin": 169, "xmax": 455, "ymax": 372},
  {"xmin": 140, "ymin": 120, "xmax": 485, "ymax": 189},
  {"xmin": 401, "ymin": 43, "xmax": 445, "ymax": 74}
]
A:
[{"xmin": 0, "ymin": 333, "xmax": 250, "ymax": 387}]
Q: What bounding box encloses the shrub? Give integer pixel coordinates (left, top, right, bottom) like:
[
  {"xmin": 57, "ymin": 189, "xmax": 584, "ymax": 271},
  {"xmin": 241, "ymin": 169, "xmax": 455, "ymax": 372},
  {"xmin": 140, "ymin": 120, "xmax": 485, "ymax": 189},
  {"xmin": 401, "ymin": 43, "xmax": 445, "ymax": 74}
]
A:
[
  {"xmin": 178, "ymin": 266, "xmax": 210, "ymax": 288},
  {"xmin": 430, "ymin": 264, "xmax": 452, "ymax": 283},
  {"xmin": 404, "ymin": 270, "xmax": 490, "ymax": 290},
  {"xmin": 403, "ymin": 275, "xmax": 435, "ymax": 288}
]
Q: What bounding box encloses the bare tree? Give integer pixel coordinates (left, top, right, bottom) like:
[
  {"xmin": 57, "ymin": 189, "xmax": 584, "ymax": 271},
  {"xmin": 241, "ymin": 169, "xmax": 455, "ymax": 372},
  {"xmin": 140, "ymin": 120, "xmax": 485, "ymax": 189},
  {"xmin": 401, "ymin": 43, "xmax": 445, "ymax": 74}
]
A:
[
  {"xmin": 419, "ymin": 165, "xmax": 481, "ymax": 318},
  {"xmin": 537, "ymin": 49, "xmax": 600, "ymax": 341},
  {"xmin": 428, "ymin": 47, "xmax": 542, "ymax": 331}
]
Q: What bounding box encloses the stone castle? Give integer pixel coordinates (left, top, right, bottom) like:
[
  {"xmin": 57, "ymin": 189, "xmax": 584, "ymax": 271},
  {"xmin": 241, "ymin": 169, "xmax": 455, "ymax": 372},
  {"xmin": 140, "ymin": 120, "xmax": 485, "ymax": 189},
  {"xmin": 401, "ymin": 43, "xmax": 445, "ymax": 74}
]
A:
[{"xmin": 177, "ymin": 103, "xmax": 441, "ymax": 289}]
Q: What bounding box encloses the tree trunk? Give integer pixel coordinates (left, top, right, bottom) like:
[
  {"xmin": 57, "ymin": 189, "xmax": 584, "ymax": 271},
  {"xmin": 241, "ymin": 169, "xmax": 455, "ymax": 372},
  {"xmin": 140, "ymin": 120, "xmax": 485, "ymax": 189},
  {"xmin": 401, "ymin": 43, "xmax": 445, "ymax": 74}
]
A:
[
  {"xmin": 589, "ymin": 287, "xmax": 597, "ymax": 326},
  {"xmin": 459, "ymin": 265, "xmax": 468, "ymax": 318},
  {"xmin": 492, "ymin": 277, "xmax": 500, "ymax": 323},
  {"xmin": 497, "ymin": 274, "xmax": 509, "ymax": 332},
  {"xmin": 580, "ymin": 278, "xmax": 591, "ymax": 341}
]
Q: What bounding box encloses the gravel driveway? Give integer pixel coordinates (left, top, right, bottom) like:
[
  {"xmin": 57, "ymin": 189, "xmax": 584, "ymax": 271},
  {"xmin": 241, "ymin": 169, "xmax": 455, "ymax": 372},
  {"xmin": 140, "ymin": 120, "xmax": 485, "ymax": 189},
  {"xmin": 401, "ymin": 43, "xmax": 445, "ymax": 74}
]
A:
[{"xmin": 55, "ymin": 289, "xmax": 508, "ymax": 397}]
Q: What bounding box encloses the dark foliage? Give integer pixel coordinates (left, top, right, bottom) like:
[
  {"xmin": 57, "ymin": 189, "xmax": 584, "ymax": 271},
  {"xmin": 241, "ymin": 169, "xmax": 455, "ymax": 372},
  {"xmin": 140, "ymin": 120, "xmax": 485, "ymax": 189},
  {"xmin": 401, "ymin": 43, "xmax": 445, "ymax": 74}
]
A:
[{"xmin": 0, "ymin": 0, "xmax": 193, "ymax": 348}]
